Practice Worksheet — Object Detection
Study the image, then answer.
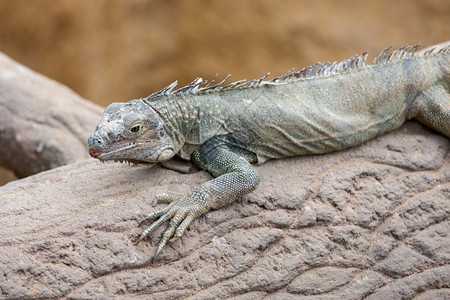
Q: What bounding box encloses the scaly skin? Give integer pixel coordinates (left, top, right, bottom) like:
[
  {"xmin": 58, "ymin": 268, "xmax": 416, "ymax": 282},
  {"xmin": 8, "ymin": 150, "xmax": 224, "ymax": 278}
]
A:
[{"xmin": 88, "ymin": 43, "xmax": 450, "ymax": 256}]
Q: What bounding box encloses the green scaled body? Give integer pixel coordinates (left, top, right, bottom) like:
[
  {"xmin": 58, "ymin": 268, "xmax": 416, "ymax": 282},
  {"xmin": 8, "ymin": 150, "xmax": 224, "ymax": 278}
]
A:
[{"xmin": 88, "ymin": 43, "xmax": 450, "ymax": 256}]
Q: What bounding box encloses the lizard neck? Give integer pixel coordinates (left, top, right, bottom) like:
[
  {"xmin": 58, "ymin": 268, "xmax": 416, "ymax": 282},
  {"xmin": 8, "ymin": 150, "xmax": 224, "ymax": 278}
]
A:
[
  {"xmin": 146, "ymin": 94, "xmax": 228, "ymax": 160},
  {"xmin": 148, "ymin": 97, "xmax": 188, "ymax": 158}
]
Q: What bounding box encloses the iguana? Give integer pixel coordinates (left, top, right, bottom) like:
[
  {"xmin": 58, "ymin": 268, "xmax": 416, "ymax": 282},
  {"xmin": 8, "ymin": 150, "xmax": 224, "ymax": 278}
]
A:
[{"xmin": 88, "ymin": 42, "xmax": 450, "ymax": 256}]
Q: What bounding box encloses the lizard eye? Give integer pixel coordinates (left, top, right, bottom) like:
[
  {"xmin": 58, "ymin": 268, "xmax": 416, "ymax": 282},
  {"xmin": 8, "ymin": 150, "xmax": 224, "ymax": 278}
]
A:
[{"xmin": 129, "ymin": 125, "xmax": 141, "ymax": 133}]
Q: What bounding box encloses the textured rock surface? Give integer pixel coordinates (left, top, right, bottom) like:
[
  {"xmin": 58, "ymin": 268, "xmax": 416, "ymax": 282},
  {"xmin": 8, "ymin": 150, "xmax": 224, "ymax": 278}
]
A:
[
  {"xmin": 0, "ymin": 52, "xmax": 103, "ymax": 178},
  {"xmin": 1, "ymin": 0, "xmax": 449, "ymax": 185},
  {"xmin": 1, "ymin": 121, "xmax": 448, "ymax": 299}
]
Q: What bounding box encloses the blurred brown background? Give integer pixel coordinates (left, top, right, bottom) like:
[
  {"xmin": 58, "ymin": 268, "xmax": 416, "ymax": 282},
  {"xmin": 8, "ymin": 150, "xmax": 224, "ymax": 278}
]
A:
[{"xmin": 0, "ymin": 0, "xmax": 449, "ymax": 185}]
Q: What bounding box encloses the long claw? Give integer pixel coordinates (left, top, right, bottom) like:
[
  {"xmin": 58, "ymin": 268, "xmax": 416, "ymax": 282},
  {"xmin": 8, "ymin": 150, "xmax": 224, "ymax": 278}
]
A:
[
  {"xmin": 154, "ymin": 214, "xmax": 185, "ymax": 256},
  {"xmin": 135, "ymin": 234, "xmax": 145, "ymax": 245},
  {"xmin": 136, "ymin": 210, "xmax": 174, "ymax": 243},
  {"xmin": 136, "ymin": 188, "xmax": 209, "ymax": 256},
  {"xmin": 138, "ymin": 202, "xmax": 176, "ymax": 226},
  {"xmin": 175, "ymin": 215, "xmax": 195, "ymax": 237},
  {"xmin": 154, "ymin": 244, "xmax": 164, "ymax": 257}
]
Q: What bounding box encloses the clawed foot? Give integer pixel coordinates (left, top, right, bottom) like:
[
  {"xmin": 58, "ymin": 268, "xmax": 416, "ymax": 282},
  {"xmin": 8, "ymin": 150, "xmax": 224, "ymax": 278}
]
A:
[{"xmin": 135, "ymin": 192, "xmax": 205, "ymax": 257}]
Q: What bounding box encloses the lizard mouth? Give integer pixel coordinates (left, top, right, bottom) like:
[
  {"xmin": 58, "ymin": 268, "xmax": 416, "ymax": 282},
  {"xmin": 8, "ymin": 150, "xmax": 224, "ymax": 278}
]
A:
[
  {"xmin": 89, "ymin": 143, "xmax": 137, "ymax": 159},
  {"xmin": 89, "ymin": 142, "xmax": 173, "ymax": 162}
]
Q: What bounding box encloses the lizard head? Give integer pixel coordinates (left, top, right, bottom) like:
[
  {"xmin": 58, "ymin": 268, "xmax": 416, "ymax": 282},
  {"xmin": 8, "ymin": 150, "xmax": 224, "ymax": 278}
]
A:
[{"xmin": 88, "ymin": 100, "xmax": 176, "ymax": 163}]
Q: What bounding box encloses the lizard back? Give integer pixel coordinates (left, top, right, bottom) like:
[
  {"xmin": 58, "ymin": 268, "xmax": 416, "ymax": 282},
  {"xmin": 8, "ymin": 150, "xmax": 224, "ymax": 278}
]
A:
[{"xmin": 148, "ymin": 44, "xmax": 449, "ymax": 163}]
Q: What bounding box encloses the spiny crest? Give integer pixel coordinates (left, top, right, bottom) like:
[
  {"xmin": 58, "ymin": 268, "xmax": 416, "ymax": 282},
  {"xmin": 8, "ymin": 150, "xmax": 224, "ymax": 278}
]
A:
[
  {"xmin": 144, "ymin": 73, "xmax": 269, "ymax": 101},
  {"xmin": 372, "ymin": 44, "xmax": 420, "ymax": 64},
  {"xmin": 143, "ymin": 43, "xmax": 449, "ymax": 102}
]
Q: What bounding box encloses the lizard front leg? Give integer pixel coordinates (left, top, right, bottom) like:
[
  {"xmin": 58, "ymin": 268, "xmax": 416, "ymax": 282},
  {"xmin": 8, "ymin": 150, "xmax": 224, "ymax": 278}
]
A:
[{"xmin": 136, "ymin": 137, "xmax": 260, "ymax": 256}]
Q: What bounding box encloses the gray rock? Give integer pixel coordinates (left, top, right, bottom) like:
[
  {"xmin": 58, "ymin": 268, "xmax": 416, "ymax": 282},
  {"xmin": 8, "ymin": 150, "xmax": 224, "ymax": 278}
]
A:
[
  {"xmin": 0, "ymin": 52, "xmax": 103, "ymax": 178},
  {"xmin": 0, "ymin": 120, "xmax": 448, "ymax": 299}
]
